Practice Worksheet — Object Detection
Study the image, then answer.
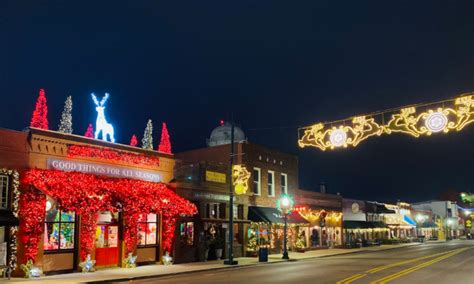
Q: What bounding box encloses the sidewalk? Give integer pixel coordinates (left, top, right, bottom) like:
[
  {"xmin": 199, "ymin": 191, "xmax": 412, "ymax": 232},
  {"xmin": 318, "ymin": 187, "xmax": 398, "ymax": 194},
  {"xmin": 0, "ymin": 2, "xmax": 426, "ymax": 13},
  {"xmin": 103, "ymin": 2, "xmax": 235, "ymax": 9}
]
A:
[{"xmin": 7, "ymin": 243, "xmax": 420, "ymax": 283}]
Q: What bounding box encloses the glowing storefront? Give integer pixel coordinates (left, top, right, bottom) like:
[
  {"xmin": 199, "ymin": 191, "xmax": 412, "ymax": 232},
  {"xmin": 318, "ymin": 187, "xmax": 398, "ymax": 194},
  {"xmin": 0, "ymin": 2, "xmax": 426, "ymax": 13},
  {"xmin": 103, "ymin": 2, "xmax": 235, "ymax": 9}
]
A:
[{"xmin": 1, "ymin": 128, "xmax": 196, "ymax": 276}]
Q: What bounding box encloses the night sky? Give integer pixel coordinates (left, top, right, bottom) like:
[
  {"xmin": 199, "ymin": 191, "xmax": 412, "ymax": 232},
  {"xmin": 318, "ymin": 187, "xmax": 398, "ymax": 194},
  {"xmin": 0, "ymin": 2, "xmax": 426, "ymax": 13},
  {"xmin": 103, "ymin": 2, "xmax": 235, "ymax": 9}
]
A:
[{"xmin": 1, "ymin": 1, "xmax": 473, "ymax": 202}]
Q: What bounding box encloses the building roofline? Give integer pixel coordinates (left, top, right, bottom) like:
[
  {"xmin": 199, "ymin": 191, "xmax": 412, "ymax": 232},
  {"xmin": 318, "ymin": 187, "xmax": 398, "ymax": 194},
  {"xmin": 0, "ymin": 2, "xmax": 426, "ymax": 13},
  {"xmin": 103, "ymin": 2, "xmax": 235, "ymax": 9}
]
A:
[{"xmin": 27, "ymin": 127, "xmax": 173, "ymax": 158}]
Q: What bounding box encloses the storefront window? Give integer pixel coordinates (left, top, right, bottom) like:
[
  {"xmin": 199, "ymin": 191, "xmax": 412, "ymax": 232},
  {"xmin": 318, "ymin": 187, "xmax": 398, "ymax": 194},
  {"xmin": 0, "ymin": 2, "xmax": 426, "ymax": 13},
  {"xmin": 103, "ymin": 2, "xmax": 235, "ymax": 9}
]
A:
[
  {"xmin": 138, "ymin": 214, "xmax": 159, "ymax": 246},
  {"xmin": 44, "ymin": 205, "xmax": 75, "ymax": 252},
  {"xmin": 180, "ymin": 222, "xmax": 194, "ymax": 246}
]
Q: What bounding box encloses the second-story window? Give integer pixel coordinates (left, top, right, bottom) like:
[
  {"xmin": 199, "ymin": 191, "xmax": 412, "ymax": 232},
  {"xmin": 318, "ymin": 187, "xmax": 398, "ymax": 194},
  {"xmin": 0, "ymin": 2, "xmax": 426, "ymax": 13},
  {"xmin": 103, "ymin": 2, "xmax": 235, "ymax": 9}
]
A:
[
  {"xmin": 253, "ymin": 168, "xmax": 261, "ymax": 195},
  {"xmin": 268, "ymin": 171, "xmax": 275, "ymax": 197},
  {"xmin": 281, "ymin": 173, "xmax": 288, "ymax": 194}
]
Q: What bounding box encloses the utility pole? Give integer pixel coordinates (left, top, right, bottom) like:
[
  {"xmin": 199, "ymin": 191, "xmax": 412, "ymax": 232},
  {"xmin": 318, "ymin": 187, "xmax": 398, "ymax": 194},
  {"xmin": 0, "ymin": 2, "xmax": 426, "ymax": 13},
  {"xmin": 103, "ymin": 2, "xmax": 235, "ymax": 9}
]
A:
[{"xmin": 224, "ymin": 120, "xmax": 238, "ymax": 265}]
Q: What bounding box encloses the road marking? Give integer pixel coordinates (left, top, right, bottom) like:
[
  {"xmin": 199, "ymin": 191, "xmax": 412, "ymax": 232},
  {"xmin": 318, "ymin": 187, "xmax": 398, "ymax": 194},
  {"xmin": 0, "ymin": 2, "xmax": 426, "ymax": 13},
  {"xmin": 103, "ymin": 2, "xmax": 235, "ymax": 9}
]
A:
[
  {"xmin": 370, "ymin": 248, "xmax": 470, "ymax": 284},
  {"xmin": 335, "ymin": 248, "xmax": 460, "ymax": 284},
  {"xmin": 336, "ymin": 273, "xmax": 367, "ymax": 284},
  {"xmin": 366, "ymin": 248, "xmax": 458, "ymax": 273}
]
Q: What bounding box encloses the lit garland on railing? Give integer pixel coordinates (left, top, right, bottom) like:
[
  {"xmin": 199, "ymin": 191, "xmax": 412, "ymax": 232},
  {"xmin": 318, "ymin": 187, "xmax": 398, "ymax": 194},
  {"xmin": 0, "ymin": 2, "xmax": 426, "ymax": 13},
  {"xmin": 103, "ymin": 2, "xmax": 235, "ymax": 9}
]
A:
[
  {"xmin": 67, "ymin": 145, "xmax": 160, "ymax": 167},
  {"xmin": 0, "ymin": 169, "xmax": 20, "ymax": 272},
  {"xmin": 298, "ymin": 92, "xmax": 474, "ymax": 151},
  {"xmin": 21, "ymin": 169, "xmax": 197, "ymax": 267}
]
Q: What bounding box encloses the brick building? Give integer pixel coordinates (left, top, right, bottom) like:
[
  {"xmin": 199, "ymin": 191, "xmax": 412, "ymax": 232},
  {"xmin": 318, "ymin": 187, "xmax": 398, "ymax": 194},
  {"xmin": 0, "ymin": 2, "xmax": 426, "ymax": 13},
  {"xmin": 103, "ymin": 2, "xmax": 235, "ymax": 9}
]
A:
[{"xmin": 174, "ymin": 122, "xmax": 300, "ymax": 261}]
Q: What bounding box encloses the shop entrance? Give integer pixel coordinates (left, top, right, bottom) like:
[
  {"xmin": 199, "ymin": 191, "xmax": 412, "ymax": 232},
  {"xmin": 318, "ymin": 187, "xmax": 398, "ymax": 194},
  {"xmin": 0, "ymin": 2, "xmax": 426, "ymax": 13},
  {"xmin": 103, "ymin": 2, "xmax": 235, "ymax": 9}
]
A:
[{"xmin": 95, "ymin": 212, "xmax": 119, "ymax": 267}]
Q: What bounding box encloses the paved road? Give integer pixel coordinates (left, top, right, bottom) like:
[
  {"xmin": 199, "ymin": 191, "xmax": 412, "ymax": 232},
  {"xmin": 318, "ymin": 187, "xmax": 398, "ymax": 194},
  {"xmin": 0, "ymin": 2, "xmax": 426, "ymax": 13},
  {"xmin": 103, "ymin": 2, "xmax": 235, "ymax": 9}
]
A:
[{"xmin": 116, "ymin": 240, "xmax": 474, "ymax": 284}]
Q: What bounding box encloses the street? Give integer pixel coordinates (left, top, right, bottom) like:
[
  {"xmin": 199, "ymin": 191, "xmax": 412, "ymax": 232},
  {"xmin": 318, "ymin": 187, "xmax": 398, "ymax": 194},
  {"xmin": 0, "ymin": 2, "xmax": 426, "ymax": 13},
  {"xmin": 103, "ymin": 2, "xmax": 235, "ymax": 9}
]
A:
[{"xmin": 117, "ymin": 240, "xmax": 474, "ymax": 284}]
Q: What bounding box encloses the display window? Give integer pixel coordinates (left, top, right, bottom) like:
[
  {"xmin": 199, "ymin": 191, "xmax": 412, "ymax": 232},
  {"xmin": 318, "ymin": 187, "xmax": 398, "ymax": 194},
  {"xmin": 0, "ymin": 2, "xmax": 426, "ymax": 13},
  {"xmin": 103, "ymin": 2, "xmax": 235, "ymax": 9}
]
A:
[
  {"xmin": 137, "ymin": 214, "xmax": 159, "ymax": 247},
  {"xmin": 179, "ymin": 222, "xmax": 194, "ymax": 246},
  {"xmin": 44, "ymin": 199, "xmax": 76, "ymax": 252}
]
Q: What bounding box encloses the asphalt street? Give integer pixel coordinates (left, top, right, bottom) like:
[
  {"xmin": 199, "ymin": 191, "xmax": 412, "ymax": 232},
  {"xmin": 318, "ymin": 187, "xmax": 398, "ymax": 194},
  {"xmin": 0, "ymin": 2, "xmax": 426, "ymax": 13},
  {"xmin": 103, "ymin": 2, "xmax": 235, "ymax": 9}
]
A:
[{"xmin": 116, "ymin": 240, "xmax": 474, "ymax": 284}]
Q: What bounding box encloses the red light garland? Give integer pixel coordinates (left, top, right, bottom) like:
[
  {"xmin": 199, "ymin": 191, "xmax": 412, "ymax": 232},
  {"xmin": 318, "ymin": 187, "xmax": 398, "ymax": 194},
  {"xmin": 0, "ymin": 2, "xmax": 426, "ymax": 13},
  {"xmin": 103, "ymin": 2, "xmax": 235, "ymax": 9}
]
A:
[
  {"xmin": 18, "ymin": 187, "xmax": 46, "ymax": 262},
  {"xmin": 67, "ymin": 145, "xmax": 160, "ymax": 167},
  {"xmin": 21, "ymin": 169, "xmax": 197, "ymax": 263}
]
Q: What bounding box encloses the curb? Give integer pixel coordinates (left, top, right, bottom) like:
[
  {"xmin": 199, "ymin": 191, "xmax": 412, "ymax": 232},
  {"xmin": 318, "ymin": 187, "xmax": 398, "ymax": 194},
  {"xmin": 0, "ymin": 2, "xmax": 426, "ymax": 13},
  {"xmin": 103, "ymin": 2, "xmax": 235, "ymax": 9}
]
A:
[{"xmin": 85, "ymin": 244, "xmax": 421, "ymax": 283}]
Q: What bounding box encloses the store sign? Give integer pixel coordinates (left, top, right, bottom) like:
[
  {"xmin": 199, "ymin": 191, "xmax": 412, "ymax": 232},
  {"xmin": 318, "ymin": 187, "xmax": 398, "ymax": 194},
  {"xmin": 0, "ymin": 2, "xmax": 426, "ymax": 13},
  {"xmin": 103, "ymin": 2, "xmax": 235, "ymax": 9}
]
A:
[
  {"xmin": 205, "ymin": 171, "xmax": 226, "ymax": 183},
  {"xmin": 193, "ymin": 192, "xmax": 230, "ymax": 202},
  {"xmin": 47, "ymin": 158, "xmax": 162, "ymax": 183}
]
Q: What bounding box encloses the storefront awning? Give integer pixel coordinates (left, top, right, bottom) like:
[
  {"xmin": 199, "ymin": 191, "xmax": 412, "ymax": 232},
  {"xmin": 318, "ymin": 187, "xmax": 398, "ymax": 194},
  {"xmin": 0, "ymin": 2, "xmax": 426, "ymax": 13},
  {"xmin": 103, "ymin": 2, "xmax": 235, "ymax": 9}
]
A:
[
  {"xmin": 403, "ymin": 215, "xmax": 416, "ymax": 226},
  {"xmin": 343, "ymin": 221, "xmax": 387, "ymax": 229},
  {"xmin": 248, "ymin": 206, "xmax": 309, "ymax": 224},
  {"xmin": 0, "ymin": 209, "xmax": 19, "ymax": 226}
]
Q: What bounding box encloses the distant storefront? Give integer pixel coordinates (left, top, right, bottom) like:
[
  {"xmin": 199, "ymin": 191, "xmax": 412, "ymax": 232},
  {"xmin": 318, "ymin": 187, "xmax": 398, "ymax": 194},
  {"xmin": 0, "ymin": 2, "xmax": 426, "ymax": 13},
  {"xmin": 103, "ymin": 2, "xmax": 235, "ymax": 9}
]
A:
[
  {"xmin": 295, "ymin": 189, "xmax": 343, "ymax": 249},
  {"xmin": 342, "ymin": 199, "xmax": 389, "ymax": 246}
]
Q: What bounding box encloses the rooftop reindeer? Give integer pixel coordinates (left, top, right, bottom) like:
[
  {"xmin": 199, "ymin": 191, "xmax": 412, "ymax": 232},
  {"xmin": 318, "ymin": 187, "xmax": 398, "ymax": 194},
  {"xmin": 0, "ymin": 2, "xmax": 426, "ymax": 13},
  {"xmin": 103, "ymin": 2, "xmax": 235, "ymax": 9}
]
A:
[{"xmin": 91, "ymin": 93, "xmax": 115, "ymax": 143}]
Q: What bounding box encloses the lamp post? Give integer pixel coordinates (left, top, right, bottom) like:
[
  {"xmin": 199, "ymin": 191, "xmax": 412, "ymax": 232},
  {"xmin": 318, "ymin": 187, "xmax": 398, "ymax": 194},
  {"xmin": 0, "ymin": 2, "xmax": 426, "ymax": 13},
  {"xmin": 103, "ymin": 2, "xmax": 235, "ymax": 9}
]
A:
[
  {"xmin": 224, "ymin": 121, "xmax": 238, "ymax": 265},
  {"xmin": 278, "ymin": 194, "xmax": 294, "ymax": 260}
]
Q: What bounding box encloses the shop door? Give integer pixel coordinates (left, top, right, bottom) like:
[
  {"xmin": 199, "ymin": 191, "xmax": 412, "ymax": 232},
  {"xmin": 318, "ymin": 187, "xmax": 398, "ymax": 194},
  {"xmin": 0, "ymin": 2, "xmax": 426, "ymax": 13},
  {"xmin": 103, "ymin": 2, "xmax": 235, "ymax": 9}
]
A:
[{"xmin": 95, "ymin": 224, "xmax": 119, "ymax": 267}]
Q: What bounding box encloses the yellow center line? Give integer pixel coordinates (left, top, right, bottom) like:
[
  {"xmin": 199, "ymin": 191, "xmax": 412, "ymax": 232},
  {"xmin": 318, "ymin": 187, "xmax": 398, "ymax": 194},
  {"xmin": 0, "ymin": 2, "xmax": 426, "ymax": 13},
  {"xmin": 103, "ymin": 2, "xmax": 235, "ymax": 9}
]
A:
[
  {"xmin": 370, "ymin": 248, "xmax": 470, "ymax": 284},
  {"xmin": 335, "ymin": 248, "xmax": 460, "ymax": 284},
  {"xmin": 336, "ymin": 273, "xmax": 367, "ymax": 284},
  {"xmin": 366, "ymin": 248, "xmax": 459, "ymax": 273}
]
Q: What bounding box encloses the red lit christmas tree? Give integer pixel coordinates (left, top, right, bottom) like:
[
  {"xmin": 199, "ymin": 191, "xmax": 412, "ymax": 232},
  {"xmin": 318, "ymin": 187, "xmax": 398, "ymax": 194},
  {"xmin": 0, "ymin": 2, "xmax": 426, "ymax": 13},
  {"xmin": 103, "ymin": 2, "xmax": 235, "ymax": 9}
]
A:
[
  {"xmin": 130, "ymin": 134, "xmax": 138, "ymax": 147},
  {"xmin": 30, "ymin": 88, "xmax": 49, "ymax": 129},
  {"xmin": 158, "ymin": 123, "xmax": 172, "ymax": 154},
  {"xmin": 84, "ymin": 123, "xmax": 94, "ymax": 138}
]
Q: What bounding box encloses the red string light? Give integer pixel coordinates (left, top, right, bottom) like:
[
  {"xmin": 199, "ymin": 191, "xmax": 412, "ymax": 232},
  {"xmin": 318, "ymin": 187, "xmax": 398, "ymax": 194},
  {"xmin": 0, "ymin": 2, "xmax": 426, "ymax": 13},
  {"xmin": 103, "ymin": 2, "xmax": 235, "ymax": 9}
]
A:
[
  {"xmin": 84, "ymin": 123, "xmax": 94, "ymax": 138},
  {"xmin": 67, "ymin": 145, "xmax": 160, "ymax": 167},
  {"xmin": 158, "ymin": 123, "xmax": 172, "ymax": 154},
  {"xmin": 21, "ymin": 169, "xmax": 197, "ymax": 262},
  {"xmin": 30, "ymin": 88, "xmax": 49, "ymax": 130}
]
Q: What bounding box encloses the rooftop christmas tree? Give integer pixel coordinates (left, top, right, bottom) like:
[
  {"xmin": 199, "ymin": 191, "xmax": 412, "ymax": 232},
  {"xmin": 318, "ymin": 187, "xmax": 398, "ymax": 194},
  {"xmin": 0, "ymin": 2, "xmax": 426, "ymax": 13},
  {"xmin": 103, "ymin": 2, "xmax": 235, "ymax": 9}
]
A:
[
  {"xmin": 30, "ymin": 88, "xmax": 49, "ymax": 129},
  {"xmin": 158, "ymin": 122, "xmax": 172, "ymax": 154},
  {"xmin": 141, "ymin": 119, "xmax": 153, "ymax": 150},
  {"xmin": 130, "ymin": 134, "xmax": 138, "ymax": 147},
  {"xmin": 58, "ymin": 96, "xmax": 73, "ymax": 134},
  {"xmin": 84, "ymin": 123, "xmax": 94, "ymax": 138}
]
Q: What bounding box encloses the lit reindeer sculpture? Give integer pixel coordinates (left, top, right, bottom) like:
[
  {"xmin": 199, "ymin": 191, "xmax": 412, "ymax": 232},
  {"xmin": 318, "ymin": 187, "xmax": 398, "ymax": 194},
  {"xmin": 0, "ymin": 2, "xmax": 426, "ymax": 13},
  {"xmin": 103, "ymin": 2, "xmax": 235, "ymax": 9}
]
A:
[{"xmin": 91, "ymin": 93, "xmax": 115, "ymax": 143}]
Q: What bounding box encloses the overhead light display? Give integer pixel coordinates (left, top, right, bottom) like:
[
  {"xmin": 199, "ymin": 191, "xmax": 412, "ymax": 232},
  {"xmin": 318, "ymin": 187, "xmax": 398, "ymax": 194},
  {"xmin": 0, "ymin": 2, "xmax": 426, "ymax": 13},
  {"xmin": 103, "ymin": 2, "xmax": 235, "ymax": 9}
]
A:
[{"xmin": 298, "ymin": 92, "xmax": 474, "ymax": 151}]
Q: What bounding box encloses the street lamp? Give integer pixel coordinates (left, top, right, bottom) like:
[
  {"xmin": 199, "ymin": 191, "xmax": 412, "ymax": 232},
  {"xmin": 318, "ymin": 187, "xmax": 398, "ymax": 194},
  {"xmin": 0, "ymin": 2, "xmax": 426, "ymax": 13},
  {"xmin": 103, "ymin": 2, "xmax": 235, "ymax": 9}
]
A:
[{"xmin": 277, "ymin": 194, "xmax": 294, "ymax": 260}]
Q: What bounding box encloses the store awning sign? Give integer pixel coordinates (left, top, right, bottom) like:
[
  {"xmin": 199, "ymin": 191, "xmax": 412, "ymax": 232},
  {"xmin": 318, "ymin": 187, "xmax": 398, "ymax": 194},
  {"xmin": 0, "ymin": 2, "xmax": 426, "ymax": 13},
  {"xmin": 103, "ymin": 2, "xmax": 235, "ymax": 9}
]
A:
[{"xmin": 47, "ymin": 158, "xmax": 162, "ymax": 183}]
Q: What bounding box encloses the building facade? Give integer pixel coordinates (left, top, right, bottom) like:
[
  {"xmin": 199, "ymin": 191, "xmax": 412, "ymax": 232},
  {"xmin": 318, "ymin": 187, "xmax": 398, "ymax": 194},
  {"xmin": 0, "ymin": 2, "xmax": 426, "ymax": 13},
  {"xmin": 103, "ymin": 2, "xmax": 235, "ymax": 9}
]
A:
[
  {"xmin": 0, "ymin": 127, "xmax": 196, "ymax": 276},
  {"xmin": 175, "ymin": 123, "xmax": 300, "ymax": 259}
]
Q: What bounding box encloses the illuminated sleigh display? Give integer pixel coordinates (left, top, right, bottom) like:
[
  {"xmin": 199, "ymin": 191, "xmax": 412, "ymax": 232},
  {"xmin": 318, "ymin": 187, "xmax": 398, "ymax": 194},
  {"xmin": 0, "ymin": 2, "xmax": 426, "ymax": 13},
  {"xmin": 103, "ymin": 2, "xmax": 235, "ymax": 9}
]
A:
[{"xmin": 298, "ymin": 93, "xmax": 474, "ymax": 151}]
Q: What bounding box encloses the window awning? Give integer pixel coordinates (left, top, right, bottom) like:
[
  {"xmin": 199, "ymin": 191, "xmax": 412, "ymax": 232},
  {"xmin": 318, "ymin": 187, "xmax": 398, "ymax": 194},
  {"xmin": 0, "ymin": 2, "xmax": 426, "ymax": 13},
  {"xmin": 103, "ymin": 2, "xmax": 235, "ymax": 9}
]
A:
[
  {"xmin": 343, "ymin": 221, "xmax": 387, "ymax": 229},
  {"xmin": 248, "ymin": 206, "xmax": 309, "ymax": 224},
  {"xmin": 403, "ymin": 215, "xmax": 416, "ymax": 226},
  {"xmin": 0, "ymin": 209, "xmax": 19, "ymax": 226}
]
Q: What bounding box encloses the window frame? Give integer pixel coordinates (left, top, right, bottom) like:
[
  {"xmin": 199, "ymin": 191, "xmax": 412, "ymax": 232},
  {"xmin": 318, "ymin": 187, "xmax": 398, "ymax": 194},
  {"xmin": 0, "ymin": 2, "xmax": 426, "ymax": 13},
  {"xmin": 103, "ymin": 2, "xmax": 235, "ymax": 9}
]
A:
[
  {"xmin": 281, "ymin": 173, "xmax": 288, "ymax": 194},
  {"xmin": 253, "ymin": 167, "xmax": 261, "ymax": 196},
  {"xmin": 137, "ymin": 214, "xmax": 160, "ymax": 248},
  {"xmin": 267, "ymin": 170, "xmax": 275, "ymax": 197},
  {"xmin": 44, "ymin": 209, "xmax": 77, "ymax": 254},
  {"xmin": 0, "ymin": 175, "xmax": 9, "ymax": 209}
]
